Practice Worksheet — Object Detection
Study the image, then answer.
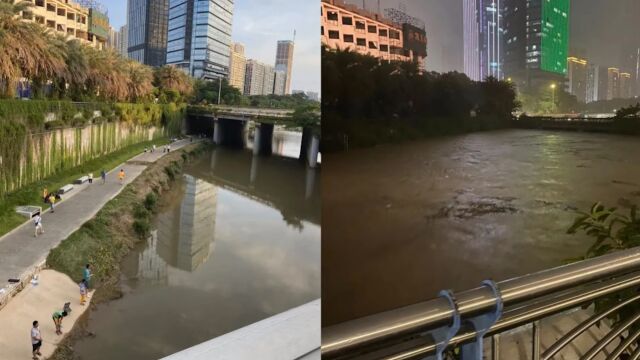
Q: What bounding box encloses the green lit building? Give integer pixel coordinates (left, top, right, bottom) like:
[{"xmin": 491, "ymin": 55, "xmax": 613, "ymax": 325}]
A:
[{"xmin": 503, "ymin": 0, "xmax": 570, "ymax": 90}]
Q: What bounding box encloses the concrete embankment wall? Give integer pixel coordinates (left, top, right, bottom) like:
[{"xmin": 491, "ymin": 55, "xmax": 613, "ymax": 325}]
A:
[{"xmin": 0, "ymin": 122, "xmax": 163, "ymax": 197}]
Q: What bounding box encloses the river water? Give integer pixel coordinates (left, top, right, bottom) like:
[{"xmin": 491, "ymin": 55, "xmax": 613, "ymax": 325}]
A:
[
  {"xmin": 74, "ymin": 130, "xmax": 320, "ymax": 359},
  {"xmin": 322, "ymin": 129, "xmax": 640, "ymax": 326}
]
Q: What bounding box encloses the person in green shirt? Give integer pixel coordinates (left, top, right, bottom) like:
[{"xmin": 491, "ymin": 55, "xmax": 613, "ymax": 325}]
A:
[{"xmin": 52, "ymin": 311, "xmax": 68, "ymax": 335}]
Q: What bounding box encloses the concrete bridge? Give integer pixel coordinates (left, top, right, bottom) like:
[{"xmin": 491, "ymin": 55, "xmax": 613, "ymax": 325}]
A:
[
  {"xmin": 512, "ymin": 115, "xmax": 619, "ymax": 132},
  {"xmin": 186, "ymin": 105, "xmax": 320, "ymax": 168}
]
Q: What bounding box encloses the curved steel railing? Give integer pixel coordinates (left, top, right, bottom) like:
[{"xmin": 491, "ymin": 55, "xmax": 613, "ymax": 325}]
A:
[{"xmin": 323, "ymin": 247, "xmax": 640, "ymax": 359}]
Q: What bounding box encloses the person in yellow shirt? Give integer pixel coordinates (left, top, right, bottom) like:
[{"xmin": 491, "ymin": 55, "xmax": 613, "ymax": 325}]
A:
[
  {"xmin": 118, "ymin": 169, "xmax": 125, "ymax": 185},
  {"xmin": 48, "ymin": 194, "xmax": 56, "ymax": 213}
]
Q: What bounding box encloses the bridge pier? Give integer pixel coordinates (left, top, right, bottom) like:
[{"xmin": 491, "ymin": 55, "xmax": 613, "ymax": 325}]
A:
[
  {"xmin": 252, "ymin": 122, "xmax": 274, "ymax": 156},
  {"xmin": 299, "ymin": 127, "xmax": 320, "ymax": 168},
  {"xmin": 213, "ymin": 119, "xmax": 221, "ymax": 144}
]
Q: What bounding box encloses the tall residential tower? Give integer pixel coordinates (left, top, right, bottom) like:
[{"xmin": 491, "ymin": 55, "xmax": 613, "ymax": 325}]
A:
[
  {"xmin": 275, "ymin": 40, "xmax": 295, "ymax": 95},
  {"xmin": 166, "ymin": 0, "xmax": 234, "ymax": 80}
]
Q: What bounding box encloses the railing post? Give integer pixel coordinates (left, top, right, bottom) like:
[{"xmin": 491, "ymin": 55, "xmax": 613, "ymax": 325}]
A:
[
  {"xmin": 532, "ymin": 321, "xmax": 541, "ymax": 360},
  {"xmin": 492, "ymin": 335, "xmax": 500, "ymax": 360}
]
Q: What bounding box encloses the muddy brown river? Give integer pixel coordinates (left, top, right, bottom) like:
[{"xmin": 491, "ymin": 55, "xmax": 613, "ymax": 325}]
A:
[
  {"xmin": 73, "ymin": 131, "xmax": 320, "ymax": 359},
  {"xmin": 322, "ymin": 129, "xmax": 640, "ymax": 326}
]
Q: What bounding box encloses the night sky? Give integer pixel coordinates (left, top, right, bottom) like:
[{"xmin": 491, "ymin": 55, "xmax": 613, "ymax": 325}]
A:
[{"xmin": 348, "ymin": 0, "xmax": 640, "ymax": 74}]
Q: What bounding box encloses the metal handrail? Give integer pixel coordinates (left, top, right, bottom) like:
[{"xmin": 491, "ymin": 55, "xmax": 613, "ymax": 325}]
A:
[
  {"xmin": 353, "ymin": 272, "xmax": 640, "ymax": 360},
  {"xmin": 322, "ymin": 247, "xmax": 640, "ymax": 358}
]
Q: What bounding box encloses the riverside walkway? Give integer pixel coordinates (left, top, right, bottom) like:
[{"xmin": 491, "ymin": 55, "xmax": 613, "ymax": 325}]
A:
[{"xmin": 0, "ymin": 138, "xmax": 193, "ymax": 309}]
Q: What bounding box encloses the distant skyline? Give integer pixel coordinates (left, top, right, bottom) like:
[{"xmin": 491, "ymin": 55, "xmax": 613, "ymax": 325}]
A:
[
  {"xmin": 349, "ymin": 0, "xmax": 640, "ymax": 74},
  {"xmin": 102, "ymin": 0, "xmax": 319, "ymax": 93}
]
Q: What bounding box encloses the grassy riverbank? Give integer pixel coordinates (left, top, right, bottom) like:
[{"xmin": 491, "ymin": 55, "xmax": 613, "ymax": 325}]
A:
[
  {"xmin": 0, "ymin": 138, "xmax": 173, "ymax": 238},
  {"xmin": 47, "ymin": 142, "xmax": 207, "ymax": 360}
]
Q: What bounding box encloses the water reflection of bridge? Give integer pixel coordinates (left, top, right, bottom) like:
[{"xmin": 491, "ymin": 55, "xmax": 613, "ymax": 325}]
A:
[{"xmin": 197, "ymin": 148, "xmax": 320, "ymax": 227}]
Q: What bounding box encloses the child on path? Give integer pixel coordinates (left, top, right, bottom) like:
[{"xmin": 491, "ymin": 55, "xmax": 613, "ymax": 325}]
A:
[
  {"xmin": 83, "ymin": 264, "xmax": 92, "ymax": 289},
  {"xmin": 33, "ymin": 214, "xmax": 43, "ymax": 237},
  {"xmin": 52, "ymin": 310, "xmax": 67, "ymax": 335},
  {"xmin": 31, "ymin": 320, "xmax": 42, "ymax": 359},
  {"xmin": 79, "ymin": 279, "xmax": 88, "ymax": 305},
  {"xmin": 101, "ymin": 169, "xmax": 106, "ymax": 184},
  {"xmin": 118, "ymin": 169, "xmax": 125, "ymax": 185},
  {"xmin": 48, "ymin": 194, "xmax": 56, "ymax": 213},
  {"xmin": 88, "ymin": 173, "xmax": 93, "ymax": 184}
]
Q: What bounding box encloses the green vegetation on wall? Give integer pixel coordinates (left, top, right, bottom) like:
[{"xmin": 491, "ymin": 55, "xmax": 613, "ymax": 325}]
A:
[{"xmin": 0, "ymin": 100, "xmax": 185, "ymax": 197}]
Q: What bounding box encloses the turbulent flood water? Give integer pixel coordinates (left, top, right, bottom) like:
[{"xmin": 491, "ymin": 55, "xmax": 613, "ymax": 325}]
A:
[
  {"xmin": 322, "ymin": 129, "xmax": 640, "ymax": 326},
  {"xmin": 74, "ymin": 130, "xmax": 320, "ymax": 359}
]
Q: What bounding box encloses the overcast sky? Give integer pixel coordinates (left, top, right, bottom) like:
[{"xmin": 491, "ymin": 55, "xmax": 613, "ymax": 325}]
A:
[
  {"xmin": 349, "ymin": 0, "xmax": 640, "ymax": 74},
  {"xmin": 104, "ymin": 0, "xmax": 320, "ymax": 93}
]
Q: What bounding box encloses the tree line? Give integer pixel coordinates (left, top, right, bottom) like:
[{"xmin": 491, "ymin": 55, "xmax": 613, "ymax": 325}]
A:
[
  {"xmin": 0, "ymin": 1, "xmax": 192, "ymax": 103},
  {"xmin": 322, "ymin": 47, "xmax": 519, "ymax": 150}
]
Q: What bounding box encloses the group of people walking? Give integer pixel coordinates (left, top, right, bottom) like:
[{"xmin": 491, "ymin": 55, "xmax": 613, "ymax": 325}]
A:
[{"xmin": 30, "ymin": 265, "xmax": 92, "ymax": 359}]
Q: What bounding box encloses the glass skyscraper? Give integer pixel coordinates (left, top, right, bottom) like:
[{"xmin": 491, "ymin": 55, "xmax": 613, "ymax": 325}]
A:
[
  {"xmin": 166, "ymin": 0, "xmax": 234, "ymax": 80},
  {"xmin": 503, "ymin": 0, "xmax": 569, "ymax": 88},
  {"xmin": 127, "ymin": 0, "xmax": 169, "ymax": 66},
  {"xmin": 464, "ymin": 0, "xmax": 503, "ymax": 81}
]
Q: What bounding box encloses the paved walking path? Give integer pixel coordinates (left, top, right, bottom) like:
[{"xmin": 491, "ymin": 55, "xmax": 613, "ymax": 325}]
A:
[
  {"xmin": 0, "ymin": 270, "xmax": 93, "ymax": 360},
  {"xmin": 0, "ymin": 139, "xmax": 193, "ymax": 307}
]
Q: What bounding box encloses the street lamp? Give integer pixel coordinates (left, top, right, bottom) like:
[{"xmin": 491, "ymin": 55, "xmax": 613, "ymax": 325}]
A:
[{"xmin": 550, "ymin": 83, "xmax": 557, "ymax": 111}]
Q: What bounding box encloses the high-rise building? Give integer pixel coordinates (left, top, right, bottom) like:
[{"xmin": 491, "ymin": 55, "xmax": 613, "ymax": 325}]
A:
[
  {"xmin": 17, "ymin": 0, "xmax": 108, "ymax": 49},
  {"xmin": 262, "ymin": 63, "xmax": 275, "ymax": 95},
  {"xmin": 275, "ymin": 40, "xmax": 295, "ymax": 94},
  {"xmin": 118, "ymin": 24, "xmax": 129, "ymax": 58},
  {"xmin": 463, "ymin": 0, "xmax": 503, "ymax": 81},
  {"xmin": 607, "ymin": 67, "xmax": 620, "ymax": 100},
  {"xmin": 273, "ymin": 70, "xmax": 287, "ymax": 96},
  {"xmin": 229, "ymin": 43, "xmax": 246, "ymax": 93},
  {"xmin": 620, "ymin": 72, "xmax": 632, "ymax": 99},
  {"xmin": 107, "ymin": 27, "xmax": 119, "ymax": 51},
  {"xmin": 127, "ymin": 0, "xmax": 169, "ymax": 66},
  {"xmin": 503, "ymin": 0, "xmax": 570, "ymax": 90},
  {"xmin": 567, "ymin": 57, "xmax": 587, "ymax": 103},
  {"xmin": 586, "ymin": 64, "xmax": 608, "ymax": 103},
  {"xmin": 166, "ymin": 0, "xmax": 234, "ymax": 79},
  {"xmin": 244, "ymin": 59, "xmax": 275, "ymax": 96}
]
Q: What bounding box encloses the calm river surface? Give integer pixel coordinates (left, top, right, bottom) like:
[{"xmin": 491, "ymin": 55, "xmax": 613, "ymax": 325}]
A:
[
  {"xmin": 74, "ymin": 130, "xmax": 320, "ymax": 359},
  {"xmin": 323, "ymin": 129, "xmax": 640, "ymax": 326}
]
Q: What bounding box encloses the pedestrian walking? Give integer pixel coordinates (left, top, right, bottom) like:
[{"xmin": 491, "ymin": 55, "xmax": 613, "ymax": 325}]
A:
[
  {"xmin": 152, "ymin": 144, "xmax": 156, "ymax": 152},
  {"xmin": 118, "ymin": 169, "xmax": 125, "ymax": 185},
  {"xmin": 79, "ymin": 279, "xmax": 88, "ymax": 305},
  {"xmin": 88, "ymin": 173, "xmax": 93, "ymax": 184},
  {"xmin": 167, "ymin": 144, "xmax": 171, "ymax": 152},
  {"xmin": 33, "ymin": 214, "xmax": 43, "ymax": 237},
  {"xmin": 48, "ymin": 194, "xmax": 56, "ymax": 213},
  {"xmin": 42, "ymin": 188, "xmax": 48, "ymax": 202},
  {"xmin": 101, "ymin": 169, "xmax": 106, "ymax": 184},
  {"xmin": 83, "ymin": 264, "xmax": 92, "ymax": 288},
  {"xmin": 52, "ymin": 310, "xmax": 68, "ymax": 335},
  {"xmin": 31, "ymin": 320, "xmax": 42, "ymax": 359}
]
